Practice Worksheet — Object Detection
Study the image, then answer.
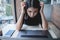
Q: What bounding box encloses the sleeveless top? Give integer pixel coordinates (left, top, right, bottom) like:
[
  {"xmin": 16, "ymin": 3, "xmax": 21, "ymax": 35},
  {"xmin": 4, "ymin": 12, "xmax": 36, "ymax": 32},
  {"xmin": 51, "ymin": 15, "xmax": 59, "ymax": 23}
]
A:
[{"xmin": 23, "ymin": 12, "xmax": 42, "ymax": 26}]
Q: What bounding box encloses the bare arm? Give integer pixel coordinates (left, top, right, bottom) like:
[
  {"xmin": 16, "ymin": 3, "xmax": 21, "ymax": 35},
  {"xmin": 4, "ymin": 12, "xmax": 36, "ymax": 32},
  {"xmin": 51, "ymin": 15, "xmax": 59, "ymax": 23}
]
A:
[
  {"xmin": 16, "ymin": 13, "xmax": 24, "ymax": 31},
  {"xmin": 40, "ymin": 2, "xmax": 48, "ymax": 30},
  {"xmin": 16, "ymin": 2, "xmax": 26, "ymax": 31}
]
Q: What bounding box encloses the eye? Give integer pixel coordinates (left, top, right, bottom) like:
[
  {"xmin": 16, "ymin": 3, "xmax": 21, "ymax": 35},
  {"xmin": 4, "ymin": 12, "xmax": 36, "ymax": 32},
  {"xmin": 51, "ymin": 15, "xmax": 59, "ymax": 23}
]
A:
[
  {"xmin": 34, "ymin": 11, "xmax": 37, "ymax": 13},
  {"xmin": 29, "ymin": 11, "xmax": 32, "ymax": 13}
]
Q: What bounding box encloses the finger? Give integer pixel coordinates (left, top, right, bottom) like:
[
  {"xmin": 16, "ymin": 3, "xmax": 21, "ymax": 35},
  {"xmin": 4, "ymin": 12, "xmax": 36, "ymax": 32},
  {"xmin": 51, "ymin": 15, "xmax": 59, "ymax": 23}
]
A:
[
  {"xmin": 22, "ymin": 3, "xmax": 26, "ymax": 6},
  {"xmin": 40, "ymin": 2, "xmax": 44, "ymax": 5},
  {"xmin": 21, "ymin": 2, "xmax": 26, "ymax": 7},
  {"xmin": 40, "ymin": 2, "xmax": 44, "ymax": 6}
]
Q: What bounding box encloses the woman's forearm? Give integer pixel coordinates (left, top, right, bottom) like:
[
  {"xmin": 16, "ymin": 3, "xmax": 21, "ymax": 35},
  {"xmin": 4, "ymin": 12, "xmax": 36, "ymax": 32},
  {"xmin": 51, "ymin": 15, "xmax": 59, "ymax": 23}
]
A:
[
  {"xmin": 16, "ymin": 13, "xmax": 24, "ymax": 31},
  {"xmin": 40, "ymin": 11, "xmax": 48, "ymax": 30},
  {"xmin": 40, "ymin": 2, "xmax": 48, "ymax": 30},
  {"xmin": 16, "ymin": 1, "xmax": 26, "ymax": 31}
]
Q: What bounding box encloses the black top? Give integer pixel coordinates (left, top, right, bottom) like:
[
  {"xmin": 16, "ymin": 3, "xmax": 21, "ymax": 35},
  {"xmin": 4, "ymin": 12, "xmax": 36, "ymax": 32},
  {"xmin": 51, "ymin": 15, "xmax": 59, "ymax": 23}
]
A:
[{"xmin": 23, "ymin": 13, "xmax": 42, "ymax": 26}]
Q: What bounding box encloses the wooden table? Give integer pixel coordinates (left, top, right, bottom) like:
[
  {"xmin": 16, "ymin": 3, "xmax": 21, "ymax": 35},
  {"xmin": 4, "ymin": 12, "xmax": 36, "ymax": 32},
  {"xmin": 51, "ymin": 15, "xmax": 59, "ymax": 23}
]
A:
[{"xmin": 1, "ymin": 23, "xmax": 57, "ymax": 39}]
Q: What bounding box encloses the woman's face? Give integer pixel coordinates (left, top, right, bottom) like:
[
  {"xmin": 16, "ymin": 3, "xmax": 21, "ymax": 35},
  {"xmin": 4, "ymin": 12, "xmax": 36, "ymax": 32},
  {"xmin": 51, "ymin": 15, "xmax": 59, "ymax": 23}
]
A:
[{"xmin": 27, "ymin": 7, "xmax": 38, "ymax": 18}]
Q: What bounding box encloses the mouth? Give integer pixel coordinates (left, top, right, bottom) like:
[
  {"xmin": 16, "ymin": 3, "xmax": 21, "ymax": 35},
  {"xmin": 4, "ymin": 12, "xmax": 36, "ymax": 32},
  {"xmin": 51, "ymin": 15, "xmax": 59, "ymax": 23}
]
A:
[{"xmin": 29, "ymin": 16, "xmax": 35, "ymax": 18}]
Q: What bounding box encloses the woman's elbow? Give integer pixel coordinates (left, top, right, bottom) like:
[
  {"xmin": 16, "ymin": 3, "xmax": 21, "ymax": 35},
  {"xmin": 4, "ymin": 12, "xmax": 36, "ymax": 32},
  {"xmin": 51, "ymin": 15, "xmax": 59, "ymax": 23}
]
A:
[{"xmin": 42, "ymin": 21, "xmax": 48, "ymax": 30}]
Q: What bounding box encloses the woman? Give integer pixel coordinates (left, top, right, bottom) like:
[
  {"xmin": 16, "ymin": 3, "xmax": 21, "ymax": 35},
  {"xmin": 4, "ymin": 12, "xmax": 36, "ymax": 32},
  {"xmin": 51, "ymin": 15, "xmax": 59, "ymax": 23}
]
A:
[{"xmin": 16, "ymin": 0, "xmax": 48, "ymax": 31}]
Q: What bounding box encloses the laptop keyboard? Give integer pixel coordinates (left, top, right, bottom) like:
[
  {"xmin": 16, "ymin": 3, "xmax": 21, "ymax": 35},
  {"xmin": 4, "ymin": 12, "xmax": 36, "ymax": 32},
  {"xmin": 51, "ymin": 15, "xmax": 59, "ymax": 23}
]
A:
[{"xmin": 20, "ymin": 30, "xmax": 49, "ymax": 38}]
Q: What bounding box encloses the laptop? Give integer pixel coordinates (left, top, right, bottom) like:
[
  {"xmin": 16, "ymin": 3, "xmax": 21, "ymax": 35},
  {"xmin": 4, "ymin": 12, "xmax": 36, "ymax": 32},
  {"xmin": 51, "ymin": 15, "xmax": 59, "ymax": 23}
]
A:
[
  {"xmin": 19, "ymin": 30, "xmax": 49, "ymax": 38},
  {"xmin": 4, "ymin": 30, "xmax": 15, "ymax": 37}
]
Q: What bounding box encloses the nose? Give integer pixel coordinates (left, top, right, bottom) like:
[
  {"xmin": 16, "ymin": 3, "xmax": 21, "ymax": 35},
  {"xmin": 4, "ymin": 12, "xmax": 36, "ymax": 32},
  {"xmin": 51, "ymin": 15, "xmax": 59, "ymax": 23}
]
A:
[{"xmin": 31, "ymin": 12, "xmax": 34, "ymax": 17}]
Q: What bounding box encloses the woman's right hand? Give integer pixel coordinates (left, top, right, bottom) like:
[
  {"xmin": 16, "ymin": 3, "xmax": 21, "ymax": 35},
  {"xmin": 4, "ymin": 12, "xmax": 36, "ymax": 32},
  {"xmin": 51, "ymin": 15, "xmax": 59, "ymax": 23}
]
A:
[{"xmin": 21, "ymin": 2, "xmax": 26, "ymax": 14}]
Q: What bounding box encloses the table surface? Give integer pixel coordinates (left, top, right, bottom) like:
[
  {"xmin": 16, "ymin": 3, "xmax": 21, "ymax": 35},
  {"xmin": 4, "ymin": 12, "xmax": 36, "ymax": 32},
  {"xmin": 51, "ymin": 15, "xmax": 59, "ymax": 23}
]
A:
[{"xmin": 1, "ymin": 23, "xmax": 57, "ymax": 39}]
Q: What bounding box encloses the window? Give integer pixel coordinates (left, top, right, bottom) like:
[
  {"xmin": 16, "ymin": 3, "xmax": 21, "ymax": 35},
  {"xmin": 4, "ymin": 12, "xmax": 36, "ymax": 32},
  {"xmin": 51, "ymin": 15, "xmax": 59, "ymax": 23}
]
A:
[
  {"xmin": 0, "ymin": 0, "xmax": 15, "ymax": 28},
  {"xmin": 39, "ymin": 0, "xmax": 51, "ymax": 4},
  {"xmin": 6, "ymin": 0, "xmax": 11, "ymax": 4}
]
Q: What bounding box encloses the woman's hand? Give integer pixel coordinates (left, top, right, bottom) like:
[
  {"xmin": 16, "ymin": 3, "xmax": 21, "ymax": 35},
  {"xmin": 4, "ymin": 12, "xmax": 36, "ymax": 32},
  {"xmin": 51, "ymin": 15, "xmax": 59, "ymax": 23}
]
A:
[
  {"xmin": 21, "ymin": 2, "xmax": 26, "ymax": 14},
  {"xmin": 40, "ymin": 2, "xmax": 44, "ymax": 13}
]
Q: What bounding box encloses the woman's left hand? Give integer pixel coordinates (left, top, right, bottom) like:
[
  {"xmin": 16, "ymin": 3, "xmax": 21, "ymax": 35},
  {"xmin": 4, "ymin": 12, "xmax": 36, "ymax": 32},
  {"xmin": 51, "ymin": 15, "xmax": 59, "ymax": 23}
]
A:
[{"xmin": 40, "ymin": 2, "xmax": 44, "ymax": 13}]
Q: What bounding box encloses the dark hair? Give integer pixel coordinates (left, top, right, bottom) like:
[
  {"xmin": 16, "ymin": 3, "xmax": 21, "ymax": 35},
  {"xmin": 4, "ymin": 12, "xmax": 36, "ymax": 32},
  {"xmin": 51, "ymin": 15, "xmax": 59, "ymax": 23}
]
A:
[
  {"xmin": 26, "ymin": 0, "xmax": 41, "ymax": 10},
  {"xmin": 24, "ymin": 0, "xmax": 41, "ymax": 17}
]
